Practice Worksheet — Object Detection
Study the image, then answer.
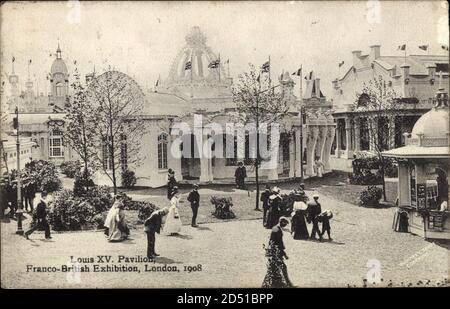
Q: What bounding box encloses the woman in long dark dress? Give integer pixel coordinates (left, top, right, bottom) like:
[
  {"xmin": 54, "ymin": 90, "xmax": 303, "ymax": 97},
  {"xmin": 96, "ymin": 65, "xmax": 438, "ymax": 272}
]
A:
[{"xmin": 291, "ymin": 202, "xmax": 309, "ymax": 240}]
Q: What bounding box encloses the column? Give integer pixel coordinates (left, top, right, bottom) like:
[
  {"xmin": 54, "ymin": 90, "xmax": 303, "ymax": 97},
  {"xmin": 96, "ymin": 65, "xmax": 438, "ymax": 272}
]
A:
[
  {"xmin": 289, "ymin": 133, "xmax": 296, "ymax": 178},
  {"xmin": 388, "ymin": 115, "xmax": 395, "ymax": 149},
  {"xmin": 199, "ymin": 134, "xmax": 213, "ymax": 182},
  {"xmin": 306, "ymin": 126, "xmax": 319, "ymax": 176},
  {"xmin": 369, "ymin": 116, "xmax": 378, "ymax": 151},
  {"xmin": 294, "ymin": 127, "xmax": 302, "ymax": 177},
  {"xmin": 354, "ymin": 116, "xmax": 361, "ymax": 152},
  {"xmin": 335, "ymin": 119, "xmax": 341, "ymax": 158},
  {"xmin": 397, "ymin": 161, "xmax": 410, "ymax": 206},
  {"xmin": 323, "ymin": 125, "xmax": 336, "ymax": 171},
  {"xmin": 345, "ymin": 117, "xmax": 353, "ymax": 158}
]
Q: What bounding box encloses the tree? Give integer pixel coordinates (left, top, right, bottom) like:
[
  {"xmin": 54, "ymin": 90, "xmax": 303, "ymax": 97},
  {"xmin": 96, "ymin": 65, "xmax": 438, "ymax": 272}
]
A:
[
  {"xmin": 86, "ymin": 71, "xmax": 146, "ymax": 194},
  {"xmin": 354, "ymin": 75, "xmax": 415, "ymax": 201},
  {"xmin": 232, "ymin": 64, "xmax": 291, "ymax": 210},
  {"xmin": 62, "ymin": 67, "xmax": 97, "ymax": 182}
]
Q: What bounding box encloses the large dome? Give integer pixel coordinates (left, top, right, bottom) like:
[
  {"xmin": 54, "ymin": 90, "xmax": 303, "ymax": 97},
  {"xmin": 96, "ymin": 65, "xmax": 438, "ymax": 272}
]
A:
[
  {"xmin": 166, "ymin": 26, "xmax": 226, "ymax": 85},
  {"xmin": 411, "ymin": 108, "xmax": 449, "ymax": 139},
  {"xmin": 51, "ymin": 58, "xmax": 68, "ymax": 75},
  {"xmin": 411, "ymin": 87, "xmax": 449, "ymax": 142}
]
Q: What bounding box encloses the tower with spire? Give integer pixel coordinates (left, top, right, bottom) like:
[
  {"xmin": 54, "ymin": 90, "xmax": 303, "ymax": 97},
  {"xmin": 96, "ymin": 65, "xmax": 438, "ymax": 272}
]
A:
[{"xmin": 49, "ymin": 43, "xmax": 69, "ymax": 109}]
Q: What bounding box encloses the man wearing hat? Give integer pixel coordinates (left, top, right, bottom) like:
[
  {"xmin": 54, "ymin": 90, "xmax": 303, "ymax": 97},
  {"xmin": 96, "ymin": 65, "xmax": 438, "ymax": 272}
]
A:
[
  {"xmin": 306, "ymin": 193, "xmax": 322, "ymax": 241},
  {"xmin": 144, "ymin": 207, "xmax": 170, "ymax": 259},
  {"xmin": 25, "ymin": 191, "xmax": 51, "ymax": 240},
  {"xmin": 234, "ymin": 162, "xmax": 247, "ymax": 190},
  {"xmin": 260, "ymin": 185, "xmax": 272, "ymax": 227},
  {"xmin": 187, "ymin": 184, "xmax": 200, "ymax": 227}
]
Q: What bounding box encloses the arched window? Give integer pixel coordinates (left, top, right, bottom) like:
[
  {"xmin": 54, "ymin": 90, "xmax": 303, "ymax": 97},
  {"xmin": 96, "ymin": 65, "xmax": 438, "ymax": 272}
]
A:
[
  {"xmin": 158, "ymin": 133, "xmax": 168, "ymax": 170},
  {"xmin": 49, "ymin": 128, "xmax": 64, "ymax": 157},
  {"xmin": 56, "ymin": 83, "xmax": 63, "ymax": 97}
]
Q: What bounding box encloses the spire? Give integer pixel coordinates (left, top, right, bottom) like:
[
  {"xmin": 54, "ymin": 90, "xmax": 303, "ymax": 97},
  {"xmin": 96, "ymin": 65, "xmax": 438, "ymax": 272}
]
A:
[{"xmin": 56, "ymin": 42, "xmax": 62, "ymax": 59}]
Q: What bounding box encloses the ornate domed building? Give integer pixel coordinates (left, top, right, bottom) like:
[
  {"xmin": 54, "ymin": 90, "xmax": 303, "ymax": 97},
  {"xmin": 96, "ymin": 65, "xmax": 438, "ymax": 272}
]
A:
[
  {"xmin": 112, "ymin": 27, "xmax": 337, "ymax": 187},
  {"xmin": 383, "ymin": 82, "xmax": 449, "ymax": 239}
]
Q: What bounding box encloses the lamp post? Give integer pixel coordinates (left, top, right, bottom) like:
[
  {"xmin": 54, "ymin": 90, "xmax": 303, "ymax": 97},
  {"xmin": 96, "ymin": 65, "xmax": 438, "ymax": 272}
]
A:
[{"xmin": 14, "ymin": 106, "xmax": 24, "ymax": 235}]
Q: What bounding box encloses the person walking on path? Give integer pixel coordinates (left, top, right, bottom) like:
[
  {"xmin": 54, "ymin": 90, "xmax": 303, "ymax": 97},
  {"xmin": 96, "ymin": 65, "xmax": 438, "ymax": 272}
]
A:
[
  {"xmin": 187, "ymin": 184, "xmax": 200, "ymax": 227},
  {"xmin": 260, "ymin": 185, "xmax": 272, "ymax": 227},
  {"xmin": 318, "ymin": 209, "xmax": 333, "ymax": 241},
  {"xmin": 164, "ymin": 187, "xmax": 182, "ymax": 235},
  {"xmin": 234, "ymin": 162, "xmax": 247, "ymax": 190},
  {"xmin": 291, "ymin": 198, "xmax": 309, "ymax": 240},
  {"xmin": 307, "ymin": 193, "xmax": 322, "ymax": 241},
  {"xmin": 266, "ymin": 187, "xmax": 282, "ymax": 229},
  {"xmin": 262, "ymin": 217, "xmax": 294, "ymax": 288},
  {"xmin": 144, "ymin": 207, "xmax": 169, "ymax": 259},
  {"xmin": 25, "ymin": 191, "xmax": 51, "ymax": 240}
]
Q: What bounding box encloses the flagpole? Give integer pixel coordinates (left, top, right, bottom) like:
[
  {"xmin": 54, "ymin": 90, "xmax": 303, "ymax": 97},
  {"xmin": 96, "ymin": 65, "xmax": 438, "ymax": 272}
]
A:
[
  {"xmin": 227, "ymin": 60, "xmax": 230, "ymax": 78},
  {"xmin": 299, "ymin": 66, "xmax": 304, "ymax": 182},
  {"xmin": 268, "ymin": 55, "xmax": 271, "ymax": 92},
  {"xmin": 218, "ymin": 53, "xmax": 221, "ymax": 83},
  {"xmin": 190, "ymin": 53, "xmax": 193, "ymax": 98}
]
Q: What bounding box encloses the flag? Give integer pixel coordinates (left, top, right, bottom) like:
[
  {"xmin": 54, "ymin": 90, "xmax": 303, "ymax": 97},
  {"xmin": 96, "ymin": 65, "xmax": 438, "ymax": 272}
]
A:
[
  {"xmin": 418, "ymin": 45, "xmax": 428, "ymax": 51},
  {"xmin": 155, "ymin": 78, "xmax": 159, "ymax": 87},
  {"xmin": 225, "ymin": 59, "xmax": 229, "ymax": 64},
  {"xmin": 292, "ymin": 66, "xmax": 302, "ymax": 76},
  {"xmin": 339, "ymin": 61, "xmax": 345, "ymax": 67},
  {"xmin": 29, "ymin": 59, "xmax": 32, "ymax": 64},
  {"xmin": 208, "ymin": 59, "xmax": 220, "ymax": 69},
  {"xmin": 398, "ymin": 44, "xmax": 406, "ymax": 51},
  {"xmin": 304, "ymin": 71, "xmax": 313, "ymax": 80},
  {"xmin": 12, "ymin": 56, "xmax": 15, "ymax": 62},
  {"xmin": 185, "ymin": 61, "xmax": 192, "ymax": 70},
  {"xmin": 261, "ymin": 61, "xmax": 270, "ymax": 73},
  {"xmin": 442, "ymin": 45, "xmax": 449, "ymax": 51}
]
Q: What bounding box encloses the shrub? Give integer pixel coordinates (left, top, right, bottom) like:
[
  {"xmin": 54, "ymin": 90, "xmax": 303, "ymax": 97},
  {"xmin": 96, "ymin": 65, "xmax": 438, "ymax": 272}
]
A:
[
  {"xmin": 211, "ymin": 196, "xmax": 235, "ymax": 219},
  {"xmin": 83, "ymin": 185, "xmax": 113, "ymax": 213},
  {"xmin": 49, "ymin": 190, "xmax": 98, "ymax": 231},
  {"xmin": 121, "ymin": 169, "xmax": 137, "ymax": 188},
  {"xmin": 359, "ymin": 185, "xmax": 383, "ymax": 207},
  {"xmin": 24, "ymin": 160, "xmax": 61, "ymax": 192},
  {"xmin": 137, "ymin": 202, "xmax": 159, "ymax": 222},
  {"xmin": 73, "ymin": 172, "xmax": 95, "ymax": 196},
  {"xmin": 60, "ymin": 161, "xmax": 82, "ymax": 178},
  {"xmin": 349, "ymin": 156, "xmax": 382, "ymax": 185}
]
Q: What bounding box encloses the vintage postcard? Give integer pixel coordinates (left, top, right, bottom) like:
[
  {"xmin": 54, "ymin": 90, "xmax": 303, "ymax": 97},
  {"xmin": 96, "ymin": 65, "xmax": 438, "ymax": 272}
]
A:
[{"xmin": 0, "ymin": 0, "xmax": 449, "ymax": 290}]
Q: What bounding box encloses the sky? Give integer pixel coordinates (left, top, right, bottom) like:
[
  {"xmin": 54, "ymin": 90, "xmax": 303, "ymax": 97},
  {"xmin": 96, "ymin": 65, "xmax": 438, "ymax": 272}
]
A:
[{"xmin": 1, "ymin": 1, "xmax": 448, "ymax": 99}]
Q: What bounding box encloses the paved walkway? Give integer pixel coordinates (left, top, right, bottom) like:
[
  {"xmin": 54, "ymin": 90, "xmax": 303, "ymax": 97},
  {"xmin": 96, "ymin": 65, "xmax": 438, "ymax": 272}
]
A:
[{"xmin": 1, "ymin": 191, "xmax": 448, "ymax": 288}]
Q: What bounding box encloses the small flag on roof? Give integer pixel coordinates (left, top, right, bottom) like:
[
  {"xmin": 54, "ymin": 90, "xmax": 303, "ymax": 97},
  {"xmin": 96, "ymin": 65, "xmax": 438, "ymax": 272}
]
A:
[
  {"xmin": 418, "ymin": 45, "xmax": 429, "ymax": 51},
  {"xmin": 339, "ymin": 61, "xmax": 345, "ymax": 67},
  {"xmin": 261, "ymin": 61, "xmax": 270, "ymax": 73},
  {"xmin": 185, "ymin": 61, "xmax": 192, "ymax": 70},
  {"xmin": 208, "ymin": 59, "xmax": 220, "ymax": 69},
  {"xmin": 398, "ymin": 44, "xmax": 406, "ymax": 51},
  {"xmin": 292, "ymin": 66, "xmax": 302, "ymax": 76}
]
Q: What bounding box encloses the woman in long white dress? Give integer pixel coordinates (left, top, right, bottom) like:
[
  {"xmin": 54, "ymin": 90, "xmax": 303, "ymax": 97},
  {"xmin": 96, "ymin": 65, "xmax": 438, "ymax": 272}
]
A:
[
  {"xmin": 104, "ymin": 198, "xmax": 129, "ymax": 241},
  {"xmin": 164, "ymin": 187, "xmax": 182, "ymax": 235}
]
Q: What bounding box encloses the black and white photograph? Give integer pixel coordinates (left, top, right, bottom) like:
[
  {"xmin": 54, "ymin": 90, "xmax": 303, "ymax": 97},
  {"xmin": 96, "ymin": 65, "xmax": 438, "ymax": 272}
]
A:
[{"xmin": 0, "ymin": 0, "xmax": 449, "ymax": 289}]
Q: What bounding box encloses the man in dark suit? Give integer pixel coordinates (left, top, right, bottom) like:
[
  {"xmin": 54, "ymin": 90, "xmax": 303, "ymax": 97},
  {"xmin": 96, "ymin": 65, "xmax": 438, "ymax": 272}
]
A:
[
  {"xmin": 307, "ymin": 193, "xmax": 322, "ymax": 241},
  {"xmin": 25, "ymin": 191, "xmax": 51, "ymax": 240},
  {"xmin": 260, "ymin": 185, "xmax": 271, "ymax": 227},
  {"xmin": 234, "ymin": 162, "xmax": 247, "ymax": 189},
  {"xmin": 144, "ymin": 207, "xmax": 169, "ymax": 259},
  {"xmin": 187, "ymin": 184, "xmax": 200, "ymax": 227}
]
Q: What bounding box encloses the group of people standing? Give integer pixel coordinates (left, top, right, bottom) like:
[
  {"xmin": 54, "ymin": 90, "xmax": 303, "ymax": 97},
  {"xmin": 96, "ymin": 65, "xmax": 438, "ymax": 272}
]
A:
[{"xmin": 260, "ymin": 183, "xmax": 333, "ymax": 242}]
